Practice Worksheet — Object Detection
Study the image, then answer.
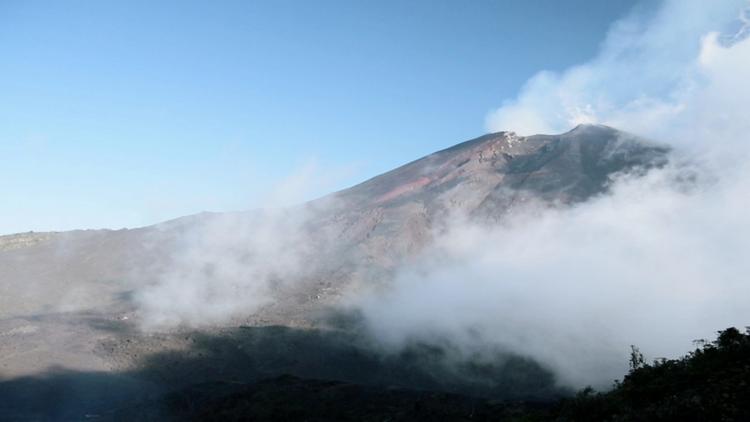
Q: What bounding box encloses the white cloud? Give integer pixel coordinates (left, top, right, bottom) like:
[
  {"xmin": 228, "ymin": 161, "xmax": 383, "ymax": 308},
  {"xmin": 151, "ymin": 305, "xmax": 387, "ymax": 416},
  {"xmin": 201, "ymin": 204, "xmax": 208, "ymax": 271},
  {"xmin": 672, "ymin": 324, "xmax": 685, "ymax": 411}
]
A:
[
  {"xmin": 357, "ymin": 0, "xmax": 750, "ymax": 389},
  {"xmin": 133, "ymin": 0, "xmax": 750, "ymax": 390},
  {"xmin": 486, "ymin": 0, "xmax": 750, "ymax": 143},
  {"xmin": 135, "ymin": 163, "xmax": 345, "ymax": 329},
  {"xmin": 356, "ymin": 162, "xmax": 750, "ymax": 388}
]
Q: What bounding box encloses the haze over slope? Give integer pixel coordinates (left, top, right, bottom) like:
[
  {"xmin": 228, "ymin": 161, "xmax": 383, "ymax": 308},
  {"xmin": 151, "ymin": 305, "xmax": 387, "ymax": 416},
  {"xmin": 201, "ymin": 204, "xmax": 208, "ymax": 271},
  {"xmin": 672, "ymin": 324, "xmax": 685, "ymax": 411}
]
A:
[
  {"xmin": 2, "ymin": 2, "xmax": 749, "ymax": 419},
  {"xmin": 2, "ymin": 116, "xmax": 750, "ymax": 420},
  {"xmin": 0, "ymin": 125, "xmax": 666, "ymax": 386},
  {"xmin": 0, "ymin": 124, "xmax": 664, "ymax": 320}
]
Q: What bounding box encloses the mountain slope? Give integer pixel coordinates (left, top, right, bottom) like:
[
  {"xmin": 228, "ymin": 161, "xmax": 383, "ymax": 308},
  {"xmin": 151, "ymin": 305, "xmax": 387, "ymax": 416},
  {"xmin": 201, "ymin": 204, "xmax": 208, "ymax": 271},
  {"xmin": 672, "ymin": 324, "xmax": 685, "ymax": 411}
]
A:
[
  {"xmin": 0, "ymin": 124, "xmax": 670, "ymax": 417},
  {"xmin": 293, "ymin": 124, "xmax": 668, "ymax": 282},
  {"xmin": 0, "ymin": 122, "xmax": 669, "ymax": 337}
]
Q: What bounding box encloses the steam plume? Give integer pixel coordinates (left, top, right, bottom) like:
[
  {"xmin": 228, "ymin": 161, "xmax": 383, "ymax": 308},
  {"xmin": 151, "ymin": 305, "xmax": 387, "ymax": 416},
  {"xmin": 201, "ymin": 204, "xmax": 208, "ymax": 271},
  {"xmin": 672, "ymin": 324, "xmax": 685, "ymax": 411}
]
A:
[{"xmin": 358, "ymin": 0, "xmax": 750, "ymax": 388}]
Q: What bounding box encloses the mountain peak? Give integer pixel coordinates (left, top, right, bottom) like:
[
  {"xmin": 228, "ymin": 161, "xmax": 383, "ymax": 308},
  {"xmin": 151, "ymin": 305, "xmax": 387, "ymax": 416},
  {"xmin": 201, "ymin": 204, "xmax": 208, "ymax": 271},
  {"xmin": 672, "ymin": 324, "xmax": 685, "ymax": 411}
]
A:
[
  {"xmin": 568, "ymin": 123, "xmax": 610, "ymax": 131},
  {"xmin": 336, "ymin": 125, "xmax": 668, "ymax": 210}
]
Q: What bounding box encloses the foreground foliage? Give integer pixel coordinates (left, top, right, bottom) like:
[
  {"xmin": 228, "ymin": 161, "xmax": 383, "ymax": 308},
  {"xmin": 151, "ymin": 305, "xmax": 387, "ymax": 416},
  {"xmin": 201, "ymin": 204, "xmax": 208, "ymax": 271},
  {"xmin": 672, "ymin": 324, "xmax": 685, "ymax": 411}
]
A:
[{"xmin": 556, "ymin": 327, "xmax": 750, "ymax": 421}]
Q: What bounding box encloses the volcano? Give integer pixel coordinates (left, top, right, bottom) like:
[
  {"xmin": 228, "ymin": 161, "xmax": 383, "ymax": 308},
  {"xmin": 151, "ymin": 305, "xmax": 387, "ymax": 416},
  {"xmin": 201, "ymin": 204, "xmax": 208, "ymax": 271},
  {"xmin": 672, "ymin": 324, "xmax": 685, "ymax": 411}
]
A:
[{"xmin": 0, "ymin": 124, "xmax": 669, "ymax": 420}]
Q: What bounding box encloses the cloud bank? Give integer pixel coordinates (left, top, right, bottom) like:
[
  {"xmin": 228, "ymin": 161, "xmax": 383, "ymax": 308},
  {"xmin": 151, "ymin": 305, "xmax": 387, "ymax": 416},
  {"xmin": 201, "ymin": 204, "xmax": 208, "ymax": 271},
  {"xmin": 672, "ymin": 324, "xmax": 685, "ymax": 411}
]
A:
[
  {"xmin": 486, "ymin": 0, "xmax": 750, "ymax": 145},
  {"xmin": 133, "ymin": 0, "xmax": 750, "ymax": 390},
  {"xmin": 356, "ymin": 161, "xmax": 750, "ymax": 388},
  {"xmin": 357, "ymin": 0, "xmax": 750, "ymax": 389},
  {"xmin": 135, "ymin": 161, "xmax": 343, "ymax": 329}
]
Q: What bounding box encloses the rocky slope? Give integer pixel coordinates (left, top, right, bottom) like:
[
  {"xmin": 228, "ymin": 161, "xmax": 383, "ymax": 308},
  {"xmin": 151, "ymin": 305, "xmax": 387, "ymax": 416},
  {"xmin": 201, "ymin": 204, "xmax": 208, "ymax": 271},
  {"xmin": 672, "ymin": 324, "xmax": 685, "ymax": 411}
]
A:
[{"xmin": 0, "ymin": 124, "xmax": 669, "ymax": 419}]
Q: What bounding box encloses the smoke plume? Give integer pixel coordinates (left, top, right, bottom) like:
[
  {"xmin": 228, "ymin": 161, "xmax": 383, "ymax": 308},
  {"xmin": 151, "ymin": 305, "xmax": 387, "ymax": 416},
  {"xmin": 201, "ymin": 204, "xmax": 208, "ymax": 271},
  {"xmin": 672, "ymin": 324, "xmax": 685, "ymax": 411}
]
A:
[
  {"xmin": 356, "ymin": 0, "xmax": 750, "ymax": 389},
  {"xmin": 136, "ymin": 161, "xmax": 342, "ymax": 329},
  {"xmin": 134, "ymin": 0, "xmax": 750, "ymax": 390}
]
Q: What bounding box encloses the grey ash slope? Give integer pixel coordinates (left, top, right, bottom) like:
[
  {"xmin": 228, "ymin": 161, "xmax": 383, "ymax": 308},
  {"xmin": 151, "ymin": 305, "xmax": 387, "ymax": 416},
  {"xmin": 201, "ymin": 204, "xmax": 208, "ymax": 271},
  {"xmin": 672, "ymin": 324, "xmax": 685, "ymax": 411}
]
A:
[
  {"xmin": 0, "ymin": 124, "xmax": 668, "ymax": 328},
  {"xmin": 0, "ymin": 124, "xmax": 669, "ymax": 418},
  {"xmin": 335, "ymin": 123, "xmax": 667, "ymax": 211},
  {"xmin": 297, "ymin": 124, "xmax": 668, "ymax": 276}
]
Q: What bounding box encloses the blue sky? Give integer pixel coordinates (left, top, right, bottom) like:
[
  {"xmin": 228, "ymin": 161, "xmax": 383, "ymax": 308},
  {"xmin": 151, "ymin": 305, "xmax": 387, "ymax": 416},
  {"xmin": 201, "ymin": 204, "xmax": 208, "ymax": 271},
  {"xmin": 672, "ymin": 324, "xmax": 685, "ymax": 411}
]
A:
[{"xmin": 0, "ymin": 0, "xmax": 638, "ymax": 234}]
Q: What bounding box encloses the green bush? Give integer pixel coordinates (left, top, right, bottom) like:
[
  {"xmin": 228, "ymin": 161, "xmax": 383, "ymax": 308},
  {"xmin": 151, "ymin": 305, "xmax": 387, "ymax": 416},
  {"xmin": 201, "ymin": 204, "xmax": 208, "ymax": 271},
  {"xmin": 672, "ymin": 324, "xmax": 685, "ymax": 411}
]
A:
[{"xmin": 557, "ymin": 327, "xmax": 750, "ymax": 421}]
